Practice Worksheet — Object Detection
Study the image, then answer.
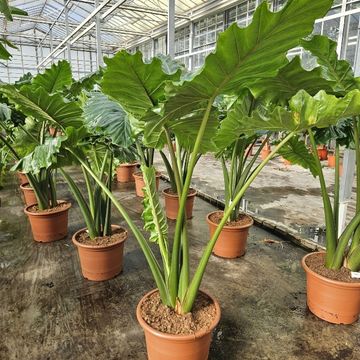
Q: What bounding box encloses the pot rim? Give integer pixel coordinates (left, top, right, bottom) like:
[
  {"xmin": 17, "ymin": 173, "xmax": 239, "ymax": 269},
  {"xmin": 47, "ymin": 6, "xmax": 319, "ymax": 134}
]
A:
[
  {"xmin": 24, "ymin": 200, "xmax": 71, "ymax": 216},
  {"xmin": 20, "ymin": 183, "xmax": 32, "ymax": 190},
  {"xmin": 301, "ymin": 252, "xmax": 360, "ymax": 288},
  {"xmin": 206, "ymin": 210, "xmax": 254, "ymax": 230},
  {"xmin": 136, "ymin": 289, "xmax": 221, "ymax": 341},
  {"xmin": 162, "ymin": 187, "xmax": 197, "ymax": 198},
  {"xmin": 118, "ymin": 162, "xmax": 139, "ymax": 168},
  {"xmin": 133, "ymin": 170, "xmax": 161, "ymax": 179},
  {"xmin": 72, "ymin": 224, "xmax": 128, "ymax": 249}
]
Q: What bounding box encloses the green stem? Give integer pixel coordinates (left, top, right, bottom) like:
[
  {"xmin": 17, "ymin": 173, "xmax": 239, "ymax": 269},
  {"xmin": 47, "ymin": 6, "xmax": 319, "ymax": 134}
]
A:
[
  {"xmin": 181, "ymin": 131, "xmax": 296, "ymax": 314},
  {"xmin": 169, "ymin": 97, "xmax": 215, "ymax": 307},
  {"xmin": 334, "ymin": 142, "xmax": 340, "ymax": 237},
  {"xmin": 350, "ymin": 118, "xmax": 360, "ymax": 254},
  {"xmin": 309, "ymin": 130, "xmax": 337, "ymax": 267}
]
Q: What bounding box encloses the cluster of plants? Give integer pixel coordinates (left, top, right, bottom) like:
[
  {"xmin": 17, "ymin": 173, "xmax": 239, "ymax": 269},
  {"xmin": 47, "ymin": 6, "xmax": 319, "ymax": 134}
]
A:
[{"xmin": 1, "ymin": 0, "xmax": 360, "ymax": 357}]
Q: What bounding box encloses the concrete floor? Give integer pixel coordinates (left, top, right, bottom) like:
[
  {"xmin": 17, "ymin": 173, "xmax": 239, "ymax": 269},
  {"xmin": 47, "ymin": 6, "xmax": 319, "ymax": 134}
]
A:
[
  {"xmin": 154, "ymin": 152, "xmax": 356, "ymax": 249},
  {"xmin": 0, "ymin": 170, "xmax": 359, "ymax": 360}
]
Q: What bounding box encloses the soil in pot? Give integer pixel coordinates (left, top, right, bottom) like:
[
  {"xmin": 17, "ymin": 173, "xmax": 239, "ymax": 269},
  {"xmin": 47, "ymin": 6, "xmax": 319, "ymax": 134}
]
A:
[
  {"xmin": 137, "ymin": 289, "xmax": 221, "ymax": 360},
  {"xmin": 24, "ymin": 201, "xmax": 71, "ymax": 243},
  {"xmin": 133, "ymin": 171, "xmax": 161, "ymax": 197},
  {"xmin": 302, "ymin": 252, "xmax": 360, "ymax": 324},
  {"xmin": 163, "ymin": 188, "xmax": 197, "ymax": 220},
  {"xmin": 207, "ymin": 211, "xmax": 253, "ymax": 258},
  {"xmin": 72, "ymin": 225, "xmax": 127, "ymax": 281},
  {"xmin": 116, "ymin": 163, "xmax": 139, "ymax": 183},
  {"xmin": 20, "ymin": 183, "xmax": 37, "ymax": 206}
]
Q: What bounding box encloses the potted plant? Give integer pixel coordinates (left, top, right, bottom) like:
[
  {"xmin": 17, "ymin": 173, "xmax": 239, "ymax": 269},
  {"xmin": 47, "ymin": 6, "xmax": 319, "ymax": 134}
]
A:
[
  {"xmin": 60, "ymin": 90, "xmax": 137, "ymax": 281},
  {"xmin": 160, "ymin": 142, "xmax": 198, "ymax": 220},
  {"xmin": 83, "ymin": 1, "xmax": 338, "ymax": 357},
  {"xmin": 276, "ymin": 35, "xmax": 360, "ymax": 324},
  {"xmin": 208, "ymin": 91, "xmax": 270, "ymax": 258}
]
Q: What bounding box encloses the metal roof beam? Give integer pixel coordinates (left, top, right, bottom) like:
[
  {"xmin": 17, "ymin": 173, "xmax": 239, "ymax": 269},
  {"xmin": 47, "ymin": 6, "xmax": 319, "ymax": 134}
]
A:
[
  {"xmin": 37, "ymin": 0, "xmax": 129, "ymax": 68},
  {"xmin": 0, "ymin": 14, "xmax": 146, "ymax": 36},
  {"xmin": 72, "ymin": 0, "xmax": 189, "ymax": 19}
]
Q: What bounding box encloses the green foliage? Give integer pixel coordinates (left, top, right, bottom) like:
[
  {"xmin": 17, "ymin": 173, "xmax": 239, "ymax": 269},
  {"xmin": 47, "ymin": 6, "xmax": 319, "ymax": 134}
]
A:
[
  {"xmin": 83, "ymin": 92, "xmax": 134, "ymax": 147},
  {"xmin": 0, "ymin": 84, "xmax": 83, "ymax": 129},
  {"xmin": 102, "ymin": 51, "xmax": 181, "ymax": 119},
  {"xmin": 13, "ymin": 136, "xmax": 64, "ymax": 174},
  {"xmin": 301, "ymin": 35, "xmax": 360, "ymax": 93},
  {"xmin": 313, "ymin": 118, "xmax": 354, "ymax": 148},
  {"xmin": 142, "ymin": 165, "xmax": 169, "ymax": 245},
  {"xmin": 278, "ymin": 135, "xmax": 318, "ymax": 177},
  {"xmin": 250, "ymin": 56, "xmax": 334, "ymax": 103},
  {"xmin": 0, "ymin": 0, "xmax": 27, "ymax": 59},
  {"xmin": 32, "ymin": 60, "xmax": 72, "ymax": 94},
  {"xmin": 230, "ymin": 90, "xmax": 360, "ymax": 134},
  {"xmin": 162, "ymin": 0, "xmax": 333, "ymax": 121}
]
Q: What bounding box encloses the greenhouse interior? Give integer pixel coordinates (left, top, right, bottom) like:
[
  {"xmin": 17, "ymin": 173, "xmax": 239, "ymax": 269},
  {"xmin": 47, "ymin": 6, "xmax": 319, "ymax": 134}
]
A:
[{"xmin": 1, "ymin": 0, "xmax": 360, "ymax": 359}]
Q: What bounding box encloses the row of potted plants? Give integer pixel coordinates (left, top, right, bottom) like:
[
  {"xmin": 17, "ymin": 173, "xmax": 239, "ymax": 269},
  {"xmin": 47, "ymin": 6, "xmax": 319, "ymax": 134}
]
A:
[{"xmin": 1, "ymin": 0, "xmax": 360, "ymax": 358}]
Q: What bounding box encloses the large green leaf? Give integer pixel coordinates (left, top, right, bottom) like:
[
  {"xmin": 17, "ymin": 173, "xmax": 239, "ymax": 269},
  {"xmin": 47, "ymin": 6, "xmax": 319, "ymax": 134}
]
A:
[
  {"xmin": 12, "ymin": 136, "xmax": 64, "ymax": 174},
  {"xmin": 83, "ymin": 92, "xmax": 134, "ymax": 147},
  {"xmin": 162, "ymin": 0, "xmax": 333, "ymax": 122},
  {"xmin": 301, "ymin": 35, "xmax": 360, "ymax": 93},
  {"xmin": 66, "ymin": 69, "xmax": 102, "ymax": 99},
  {"xmin": 232, "ymin": 89, "xmax": 360, "ymax": 135},
  {"xmin": 314, "ymin": 118, "xmax": 354, "ymax": 148},
  {"xmin": 31, "ymin": 60, "xmax": 72, "ymax": 94},
  {"xmin": 102, "ymin": 51, "xmax": 181, "ymax": 119},
  {"xmin": 141, "ymin": 165, "xmax": 168, "ymax": 245},
  {"xmin": 0, "ymin": 0, "xmax": 12, "ymax": 21},
  {"xmin": 277, "ymin": 135, "xmax": 318, "ymax": 177},
  {"xmin": 0, "ymin": 42, "xmax": 11, "ymax": 60},
  {"xmin": 0, "ymin": 84, "xmax": 83, "ymax": 128},
  {"xmin": 214, "ymin": 90, "xmax": 253, "ymax": 149},
  {"xmin": 250, "ymin": 56, "xmax": 334, "ymax": 103}
]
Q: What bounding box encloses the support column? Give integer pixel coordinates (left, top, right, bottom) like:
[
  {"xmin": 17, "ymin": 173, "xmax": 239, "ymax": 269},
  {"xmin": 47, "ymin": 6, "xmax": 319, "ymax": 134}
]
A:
[
  {"xmin": 336, "ymin": 0, "xmax": 347, "ymax": 57},
  {"xmin": 64, "ymin": 0, "xmax": 71, "ymax": 63},
  {"xmin": 167, "ymin": 0, "xmax": 175, "ymax": 57},
  {"xmin": 95, "ymin": 0, "xmax": 103, "ymax": 67},
  {"xmin": 49, "ymin": 26, "xmax": 54, "ymax": 64},
  {"xmin": 188, "ymin": 21, "xmax": 194, "ymax": 70}
]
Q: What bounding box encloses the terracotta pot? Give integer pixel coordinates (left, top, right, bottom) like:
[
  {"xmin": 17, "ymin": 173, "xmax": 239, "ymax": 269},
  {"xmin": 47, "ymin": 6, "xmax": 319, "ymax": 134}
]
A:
[
  {"xmin": 317, "ymin": 147, "xmax": 328, "ymax": 161},
  {"xmin": 116, "ymin": 163, "xmax": 139, "ymax": 183},
  {"xmin": 24, "ymin": 201, "xmax": 71, "ymax": 242},
  {"xmin": 20, "ymin": 183, "xmax": 37, "ymax": 206},
  {"xmin": 133, "ymin": 171, "xmax": 161, "ymax": 197},
  {"xmin": 163, "ymin": 188, "xmax": 197, "ymax": 220},
  {"xmin": 327, "ymin": 154, "xmax": 335, "ymax": 168},
  {"xmin": 281, "ymin": 157, "xmax": 292, "ymax": 166},
  {"xmin": 207, "ymin": 211, "xmax": 253, "ymax": 258},
  {"xmin": 260, "ymin": 148, "xmax": 271, "ymax": 161},
  {"xmin": 136, "ymin": 289, "xmax": 221, "ymax": 360},
  {"xmin": 301, "ymin": 252, "xmax": 360, "ymax": 324},
  {"xmin": 72, "ymin": 225, "xmax": 127, "ymax": 281},
  {"xmin": 17, "ymin": 171, "xmax": 28, "ymax": 186}
]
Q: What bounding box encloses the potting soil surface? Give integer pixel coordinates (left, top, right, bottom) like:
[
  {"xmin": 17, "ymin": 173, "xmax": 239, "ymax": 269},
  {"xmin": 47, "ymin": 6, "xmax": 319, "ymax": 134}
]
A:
[{"xmin": 0, "ymin": 168, "xmax": 359, "ymax": 360}]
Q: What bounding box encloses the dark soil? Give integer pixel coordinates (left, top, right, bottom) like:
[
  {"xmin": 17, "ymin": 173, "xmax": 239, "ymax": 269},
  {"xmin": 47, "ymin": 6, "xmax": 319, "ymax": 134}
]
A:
[
  {"xmin": 140, "ymin": 291, "xmax": 217, "ymax": 335},
  {"xmin": 209, "ymin": 211, "xmax": 252, "ymax": 227},
  {"xmin": 77, "ymin": 227, "xmax": 127, "ymax": 246},
  {"xmin": 27, "ymin": 202, "xmax": 70, "ymax": 214},
  {"xmin": 164, "ymin": 188, "xmax": 196, "ymax": 196},
  {"xmin": 306, "ymin": 252, "xmax": 360, "ymax": 283}
]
